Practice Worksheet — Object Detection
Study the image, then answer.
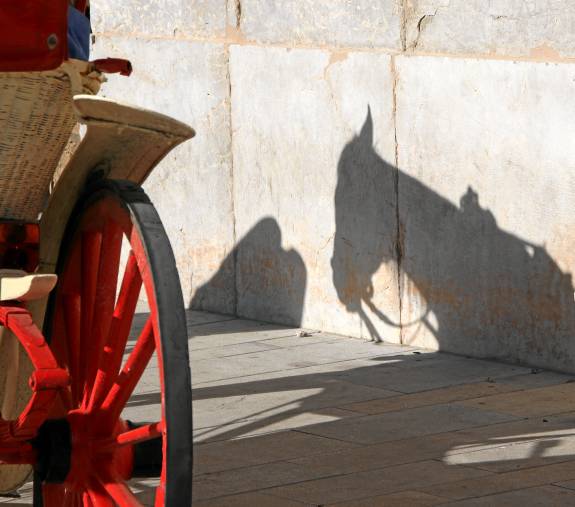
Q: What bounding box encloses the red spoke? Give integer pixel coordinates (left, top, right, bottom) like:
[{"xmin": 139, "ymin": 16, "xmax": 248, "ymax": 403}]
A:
[
  {"xmin": 79, "ymin": 230, "xmax": 102, "ymax": 401},
  {"xmin": 86, "ymin": 478, "xmax": 114, "ymax": 507},
  {"xmin": 82, "ymin": 490, "xmax": 94, "ymax": 507},
  {"xmin": 99, "ymin": 421, "xmax": 163, "ymax": 452},
  {"xmin": 63, "ymin": 294, "xmax": 81, "ymax": 406},
  {"xmin": 98, "ymin": 473, "xmax": 141, "ymax": 507},
  {"xmin": 83, "ymin": 220, "xmax": 124, "ymax": 407},
  {"xmin": 100, "ymin": 317, "xmax": 155, "ymax": 428},
  {"xmin": 88, "ymin": 252, "xmax": 142, "ymax": 411},
  {"xmin": 154, "ymin": 477, "xmax": 166, "ymax": 507}
]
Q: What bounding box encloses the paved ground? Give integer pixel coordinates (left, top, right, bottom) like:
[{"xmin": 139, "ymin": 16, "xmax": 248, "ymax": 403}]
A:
[{"xmin": 5, "ymin": 310, "xmax": 575, "ymax": 505}]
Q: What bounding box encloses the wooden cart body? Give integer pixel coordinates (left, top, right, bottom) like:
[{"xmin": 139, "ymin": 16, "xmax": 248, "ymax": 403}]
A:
[{"xmin": 0, "ymin": 2, "xmax": 195, "ymax": 504}]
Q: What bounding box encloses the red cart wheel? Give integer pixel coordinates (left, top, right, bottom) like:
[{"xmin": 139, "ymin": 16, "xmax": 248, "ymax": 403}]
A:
[{"xmin": 36, "ymin": 180, "xmax": 192, "ymax": 506}]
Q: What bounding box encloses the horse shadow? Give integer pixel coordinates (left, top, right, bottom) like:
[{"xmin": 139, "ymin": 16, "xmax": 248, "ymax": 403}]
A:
[{"xmin": 331, "ymin": 107, "xmax": 575, "ymax": 369}]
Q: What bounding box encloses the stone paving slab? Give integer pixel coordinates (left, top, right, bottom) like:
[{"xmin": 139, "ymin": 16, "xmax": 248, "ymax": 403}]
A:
[
  {"xmin": 444, "ymin": 428, "xmax": 575, "ymax": 473},
  {"xmin": 440, "ymin": 485, "xmax": 575, "ymax": 506},
  {"xmin": 494, "ymin": 370, "xmax": 575, "ymax": 389},
  {"xmin": 194, "ymin": 430, "xmax": 359, "ymax": 476},
  {"xmin": 4, "ymin": 310, "xmax": 575, "ymax": 506},
  {"xmin": 193, "ymin": 459, "xmax": 335, "ymax": 502},
  {"xmin": 329, "ymin": 490, "xmax": 445, "ymax": 507},
  {"xmin": 417, "ymin": 460, "xmax": 575, "ymax": 501},
  {"xmin": 333, "ymin": 355, "xmax": 531, "ymax": 393},
  {"xmin": 194, "ymin": 492, "xmax": 309, "ymax": 507},
  {"xmin": 341, "ymin": 381, "xmax": 522, "ymax": 415},
  {"xmin": 194, "ymin": 407, "xmax": 360, "ymax": 443},
  {"xmin": 287, "ymin": 416, "xmax": 575, "ymax": 479},
  {"xmin": 193, "ymin": 374, "xmax": 398, "ymax": 432},
  {"xmin": 297, "ymin": 404, "xmax": 519, "ymax": 445},
  {"xmin": 458, "ymin": 383, "xmax": 575, "ymax": 417},
  {"xmin": 265, "ymin": 460, "xmax": 491, "ymax": 505}
]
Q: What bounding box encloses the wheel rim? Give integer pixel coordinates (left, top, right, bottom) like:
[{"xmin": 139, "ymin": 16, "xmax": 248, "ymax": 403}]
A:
[{"xmin": 41, "ymin": 182, "xmax": 192, "ymax": 506}]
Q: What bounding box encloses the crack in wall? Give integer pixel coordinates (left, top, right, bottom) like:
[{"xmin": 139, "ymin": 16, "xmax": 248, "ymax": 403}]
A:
[
  {"xmin": 223, "ymin": 23, "xmax": 239, "ymax": 316},
  {"xmin": 400, "ymin": 0, "xmax": 408, "ymax": 52},
  {"xmin": 224, "ymin": 0, "xmax": 243, "ymax": 315},
  {"xmin": 413, "ymin": 11, "xmax": 437, "ymax": 50},
  {"xmin": 390, "ymin": 55, "xmax": 404, "ymax": 343},
  {"xmin": 235, "ymin": 0, "xmax": 242, "ymax": 29}
]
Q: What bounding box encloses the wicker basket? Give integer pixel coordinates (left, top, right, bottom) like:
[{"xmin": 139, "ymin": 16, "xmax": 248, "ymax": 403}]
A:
[{"xmin": 0, "ymin": 60, "xmax": 103, "ymax": 222}]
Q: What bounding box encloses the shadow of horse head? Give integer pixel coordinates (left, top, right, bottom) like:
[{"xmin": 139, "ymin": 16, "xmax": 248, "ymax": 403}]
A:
[{"xmin": 331, "ymin": 106, "xmax": 575, "ymax": 366}]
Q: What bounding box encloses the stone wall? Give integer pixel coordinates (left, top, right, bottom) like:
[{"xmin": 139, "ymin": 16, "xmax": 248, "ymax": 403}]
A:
[{"xmin": 91, "ymin": 1, "xmax": 575, "ymax": 372}]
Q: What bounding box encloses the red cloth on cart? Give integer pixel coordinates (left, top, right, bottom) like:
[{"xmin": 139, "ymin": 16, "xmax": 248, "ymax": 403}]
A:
[{"xmin": 0, "ymin": 0, "xmax": 68, "ymax": 71}]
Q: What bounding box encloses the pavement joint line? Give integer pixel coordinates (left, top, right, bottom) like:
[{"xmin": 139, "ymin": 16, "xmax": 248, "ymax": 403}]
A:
[
  {"xmin": 190, "ymin": 335, "xmax": 343, "ymax": 356},
  {"xmin": 186, "ymin": 317, "xmax": 246, "ymax": 329},
  {"xmin": 452, "ymin": 404, "xmax": 575, "ymax": 419},
  {"xmin": 193, "ymin": 459, "xmax": 392, "ymax": 502},
  {"xmin": 190, "ymin": 355, "xmax": 420, "ymax": 387},
  {"xmin": 471, "ymin": 456, "xmax": 575, "ymax": 475},
  {"xmin": 551, "ymin": 482, "xmax": 575, "ymax": 492},
  {"xmin": 192, "ymin": 405, "xmax": 364, "ymax": 434},
  {"xmin": 286, "ymin": 414, "xmax": 547, "ymax": 450},
  {"xmin": 187, "ymin": 317, "xmax": 239, "ymax": 328},
  {"xmin": 249, "ymin": 461, "xmax": 493, "ymax": 503},
  {"xmin": 188, "ymin": 330, "xmax": 317, "ymax": 351},
  {"xmin": 430, "ymin": 479, "xmax": 575, "ymax": 504},
  {"xmin": 336, "ymin": 381, "xmax": 575, "ymax": 415}
]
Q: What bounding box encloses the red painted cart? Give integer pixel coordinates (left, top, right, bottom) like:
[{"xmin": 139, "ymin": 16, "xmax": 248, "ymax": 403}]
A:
[{"xmin": 0, "ymin": 1, "xmax": 194, "ymax": 505}]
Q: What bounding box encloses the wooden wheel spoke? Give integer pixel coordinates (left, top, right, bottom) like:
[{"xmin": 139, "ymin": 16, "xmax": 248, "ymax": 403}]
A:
[
  {"xmin": 100, "ymin": 421, "xmax": 163, "ymax": 452},
  {"xmin": 101, "ymin": 317, "xmax": 155, "ymax": 427},
  {"xmin": 83, "ymin": 220, "xmax": 124, "ymax": 407},
  {"xmin": 88, "ymin": 252, "xmax": 142, "ymax": 411},
  {"xmin": 98, "ymin": 473, "xmax": 141, "ymax": 507},
  {"xmin": 116, "ymin": 420, "xmax": 163, "ymax": 447},
  {"xmin": 79, "ymin": 230, "xmax": 102, "ymax": 400},
  {"xmin": 86, "ymin": 478, "xmax": 115, "ymax": 507},
  {"xmin": 82, "ymin": 490, "xmax": 95, "ymax": 507}
]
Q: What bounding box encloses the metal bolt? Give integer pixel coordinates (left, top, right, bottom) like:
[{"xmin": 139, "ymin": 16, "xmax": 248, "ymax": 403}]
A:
[{"xmin": 47, "ymin": 34, "xmax": 59, "ymax": 50}]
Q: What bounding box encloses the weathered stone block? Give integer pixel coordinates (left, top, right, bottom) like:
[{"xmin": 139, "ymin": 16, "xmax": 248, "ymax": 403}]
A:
[
  {"xmin": 238, "ymin": 0, "xmax": 403, "ymax": 50},
  {"xmin": 395, "ymin": 55, "xmax": 575, "ymax": 371},
  {"xmin": 92, "ymin": 37, "xmax": 235, "ymax": 313},
  {"xmin": 406, "ymin": 0, "xmax": 575, "ymax": 58},
  {"xmin": 229, "ymin": 45, "xmax": 399, "ymax": 340},
  {"xmin": 91, "ymin": 0, "xmax": 227, "ymax": 38}
]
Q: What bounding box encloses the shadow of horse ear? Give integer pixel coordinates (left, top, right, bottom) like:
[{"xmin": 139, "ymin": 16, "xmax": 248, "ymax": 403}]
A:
[
  {"xmin": 359, "ymin": 105, "xmax": 373, "ymax": 147},
  {"xmin": 191, "ymin": 217, "xmax": 307, "ymax": 327}
]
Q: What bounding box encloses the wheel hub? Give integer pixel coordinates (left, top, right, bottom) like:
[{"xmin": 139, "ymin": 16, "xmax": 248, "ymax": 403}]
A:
[
  {"xmin": 33, "ymin": 414, "xmax": 133, "ymax": 487},
  {"xmin": 33, "ymin": 419, "xmax": 71, "ymax": 484}
]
